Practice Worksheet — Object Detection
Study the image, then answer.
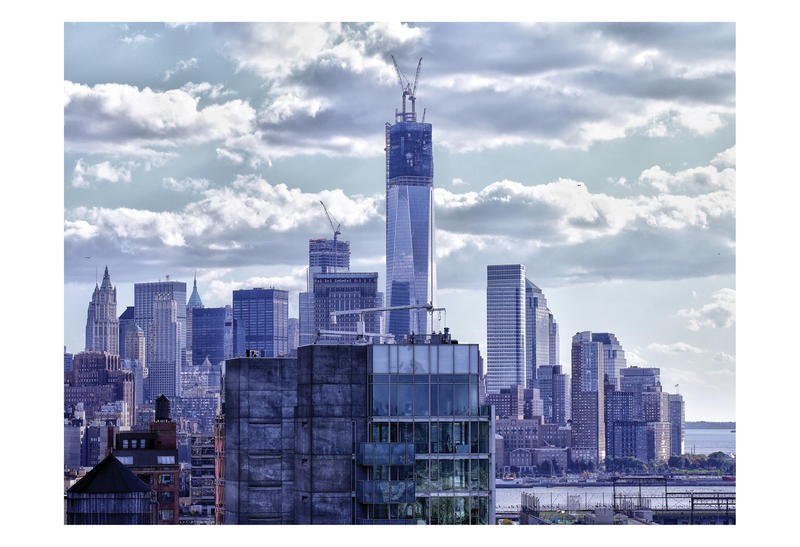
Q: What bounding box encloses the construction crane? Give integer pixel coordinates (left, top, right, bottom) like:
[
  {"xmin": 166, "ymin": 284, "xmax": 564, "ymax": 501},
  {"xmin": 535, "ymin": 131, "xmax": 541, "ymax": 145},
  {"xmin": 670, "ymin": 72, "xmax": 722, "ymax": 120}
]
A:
[
  {"xmin": 318, "ymin": 302, "xmax": 445, "ymax": 344},
  {"xmin": 319, "ymin": 200, "xmax": 343, "ymax": 273},
  {"xmin": 390, "ymin": 55, "xmax": 422, "ymax": 121}
]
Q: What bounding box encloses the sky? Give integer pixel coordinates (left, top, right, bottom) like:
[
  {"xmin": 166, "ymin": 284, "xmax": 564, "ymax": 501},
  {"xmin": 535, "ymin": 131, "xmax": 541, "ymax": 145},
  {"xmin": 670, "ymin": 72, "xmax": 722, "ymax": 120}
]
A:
[{"xmin": 63, "ymin": 21, "xmax": 736, "ymax": 421}]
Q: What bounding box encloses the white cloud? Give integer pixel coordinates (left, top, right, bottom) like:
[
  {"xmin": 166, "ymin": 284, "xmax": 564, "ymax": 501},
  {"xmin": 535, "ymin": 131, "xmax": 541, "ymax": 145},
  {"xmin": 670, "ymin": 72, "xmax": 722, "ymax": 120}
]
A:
[
  {"xmin": 713, "ymin": 352, "xmax": 736, "ymax": 364},
  {"xmin": 215, "ymin": 147, "xmax": 244, "ymax": 164},
  {"xmin": 64, "ymin": 81, "xmax": 256, "ymax": 156},
  {"xmin": 181, "ymin": 82, "xmax": 235, "ymax": 99},
  {"xmin": 72, "ymin": 159, "xmax": 132, "ymax": 188},
  {"xmin": 639, "ymin": 163, "xmax": 735, "ymax": 194},
  {"xmin": 711, "ymin": 145, "xmax": 736, "ymax": 168},
  {"xmin": 647, "ymin": 342, "xmax": 704, "ymax": 354},
  {"xmin": 678, "ymin": 288, "xmax": 735, "ymax": 331},
  {"xmin": 676, "ymin": 107, "xmax": 726, "ymax": 135},
  {"xmin": 120, "ymin": 32, "xmax": 157, "ymax": 44},
  {"xmin": 163, "ymin": 57, "xmax": 198, "ymax": 81},
  {"xmin": 451, "ymin": 178, "xmax": 467, "ymax": 187}
]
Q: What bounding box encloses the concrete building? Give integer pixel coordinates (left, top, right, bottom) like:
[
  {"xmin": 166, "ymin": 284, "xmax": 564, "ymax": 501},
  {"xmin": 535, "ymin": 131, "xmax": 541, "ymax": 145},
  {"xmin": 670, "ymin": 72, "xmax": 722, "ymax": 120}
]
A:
[
  {"xmin": 609, "ymin": 421, "xmax": 648, "ymax": 462},
  {"xmin": 224, "ymin": 338, "xmax": 495, "ymax": 524},
  {"xmin": 486, "ymin": 264, "xmax": 526, "ymax": 394},
  {"xmin": 571, "ymin": 332, "xmax": 605, "ymax": 467},
  {"xmin": 642, "ymin": 388, "xmax": 670, "ymax": 423},
  {"xmin": 64, "ymin": 351, "xmax": 135, "ymax": 424},
  {"xmin": 299, "ymin": 237, "xmax": 351, "ymax": 346},
  {"xmin": 232, "ymin": 288, "xmax": 289, "ymax": 358},
  {"xmin": 312, "ymin": 272, "xmax": 381, "ymax": 343},
  {"xmin": 494, "ymin": 418, "xmax": 542, "ymax": 470}
]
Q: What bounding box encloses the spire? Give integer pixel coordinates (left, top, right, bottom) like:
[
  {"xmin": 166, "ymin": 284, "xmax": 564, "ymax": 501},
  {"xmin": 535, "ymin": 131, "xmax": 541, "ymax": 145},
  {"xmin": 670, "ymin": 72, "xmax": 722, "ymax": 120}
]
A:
[
  {"xmin": 187, "ymin": 272, "xmax": 204, "ymax": 309},
  {"xmin": 100, "ymin": 265, "xmax": 112, "ymax": 290}
]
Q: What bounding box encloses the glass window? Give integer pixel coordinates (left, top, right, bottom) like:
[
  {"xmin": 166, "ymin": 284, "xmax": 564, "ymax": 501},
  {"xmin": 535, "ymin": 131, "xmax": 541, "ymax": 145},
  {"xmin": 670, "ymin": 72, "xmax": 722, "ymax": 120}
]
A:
[
  {"xmin": 414, "ymin": 459, "xmax": 429, "ymax": 492},
  {"xmin": 429, "ymin": 459, "xmax": 440, "ymax": 491},
  {"xmin": 413, "ymin": 383, "xmax": 429, "ymax": 416},
  {"xmin": 389, "ymin": 346, "xmax": 399, "ymax": 374},
  {"xmin": 414, "ymin": 422, "xmax": 429, "ymax": 454},
  {"xmin": 454, "ymin": 496, "xmax": 468, "ymax": 524},
  {"xmin": 117, "ymin": 456, "xmax": 133, "ymax": 465},
  {"xmin": 479, "ymin": 459, "xmax": 489, "ymax": 490},
  {"xmin": 469, "ymin": 459, "xmax": 479, "ymax": 490},
  {"xmin": 413, "ymin": 345, "xmax": 429, "ymax": 374},
  {"xmin": 438, "ymin": 384, "xmax": 453, "ymax": 416},
  {"xmin": 122, "ymin": 439, "xmax": 129, "ymax": 449},
  {"xmin": 439, "ymin": 496, "xmax": 454, "ymax": 524},
  {"xmin": 469, "ymin": 346, "xmax": 479, "ymax": 374},
  {"xmin": 470, "ymin": 422, "xmax": 479, "ymax": 453},
  {"xmin": 470, "ymin": 495, "xmax": 480, "ymax": 522},
  {"xmin": 398, "ymin": 345, "xmax": 413, "ymax": 374},
  {"xmin": 400, "ymin": 422, "xmax": 414, "ymax": 443},
  {"xmin": 157, "ymin": 456, "xmax": 176, "ymax": 464},
  {"xmin": 390, "ymin": 384, "xmax": 398, "ymax": 416},
  {"xmin": 439, "ymin": 422, "xmax": 453, "ymax": 454},
  {"xmin": 454, "ymin": 384, "xmax": 469, "ymax": 416},
  {"xmin": 453, "ymin": 422, "xmax": 469, "ymax": 453},
  {"xmin": 372, "ymin": 423, "xmax": 388, "ymax": 442},
  {"xmin": 440, "ymin": 459, "xmax": 453, "ymax": 491},
  {"xmin": 430, "ymin": 383, "xmax": 439, "ymax": 416},
  {"xmin": 372, "ymin": 384, "xmax": 389, "ymax": 416},
  {"xmin": 413, "ymin": 498, "xmax": 427, "ymax": 522},
  {"xmin": 372, "ymin": 345, "xmax": 389, "ymax": 373},
  {"xmin": 397, "ymin": 384, "xmax": 413, "ymax": 416},
  {"xmin": 453, "ymin": 460, "xmax": 468, "ymax": 490},
  {"xmin": 469, "ymin": 383, "xmax": 479, "ymax": 416},
  {"xmin": 438, "ymin": 345, "xmax": 454, "ymax": 373},
  {"xmin": 479, "ymin": 422, "xmax": 489, "ymax": 453},
  {"xmin": 454, "ymin": 345, "xmax": 469, "ymax": 373}
]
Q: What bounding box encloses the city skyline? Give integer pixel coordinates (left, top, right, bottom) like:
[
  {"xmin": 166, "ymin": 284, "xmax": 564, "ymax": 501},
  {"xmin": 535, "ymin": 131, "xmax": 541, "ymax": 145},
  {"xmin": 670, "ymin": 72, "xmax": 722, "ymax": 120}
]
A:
[{"xmin": 64, "ymin": 22, "xmax": 735, "ymax": 421}]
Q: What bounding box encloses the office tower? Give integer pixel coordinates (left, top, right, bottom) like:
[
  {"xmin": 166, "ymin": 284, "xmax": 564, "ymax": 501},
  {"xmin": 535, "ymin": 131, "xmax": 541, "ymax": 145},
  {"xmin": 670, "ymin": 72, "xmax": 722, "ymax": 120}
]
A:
[
  {"xmin": 148, "ymin": 294, "xmax": 181, "ymax": 399},
  {"xmin": 134, "ymin": 280, "xmax": 187, "ymax": 391},
  {"xmin": 592, "ymin": 332, "xmax": 627, "ymax": 391},
  {"xmin": 548, "ymin": 314, "xmax": 560, "ymax": 367},
  {"xmin": 191, "ymin": 306, "xmax": 233, "ymax": 367},
  {"xmin": 288, "ymin": 318, "xmax": 299, "ymax": 355},
  {"xmin": 64, "ymin": 347, "xmax": 74, "ymax": 374},
  {"xmin": 620, "ymin": 366, "xmax": 661, "ymax": 420},
  {"xmin": 536, "ymin": 365, "xmax": 571, "ymax": 425},
  {"xmin": 668, "ymin": 393, "xmax": 685, "ymax": 456},
  {"xmin": 85, "ymin": 266, "xmax": 119, "ymax": 355},
  {"xmin": 525, "ymin": 280, "xmax": 551, "ymax": 388},
  {"xmin": 224, "ymin": 338, "xmax": 495, "ymax": 524},
  {"xmin": 300, "ymin": 238, "xmax": 351, "ymax": 345},
  {"xmin": 313, "ymin": 272, "xmax": 381, "ymax": 343},
  {"xmin": 66, "ymin": 454, "xmax": 153, "ymax": 525},
  {"xmin": 114, "ymin": 396, "xmax": 180, "ymax": 524},
  {"xmin": 186, "ymin": 274, "xmax": 205, "ymax": 368},
  {"xmin": 642, "ymin": 388, "xmax": 670, "ymax": 422},
  {"xmin": 571, "ymin": 331, "xmax": 606, "ymax": 467},
  {"xmin": 232, "ymin": 288, "xmax": 289, "ymax": 358},
  {"xmin": 385, "ymin": 66, "xmax": 435, "ymax": 338},
  {"xmin": 647, "ymin": 422, "xmax": 672, "ymax": 463},
  {"xmin": 604, "ymin": 388, "xmax": 644, "ymax": 460},
  {"xmin": 118, "ymin": 306, "xmax": 135, "ymax": 363},
  {"xmin": 486, "ymin": 264, "xmax": 526, "ymax": 394}
]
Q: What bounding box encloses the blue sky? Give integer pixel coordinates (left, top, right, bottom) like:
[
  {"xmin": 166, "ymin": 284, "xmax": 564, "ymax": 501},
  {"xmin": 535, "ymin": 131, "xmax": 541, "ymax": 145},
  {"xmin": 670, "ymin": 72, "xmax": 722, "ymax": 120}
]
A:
[{"xmin": 63, "ymin": 21, "xmax": 736, "ymax": 421}]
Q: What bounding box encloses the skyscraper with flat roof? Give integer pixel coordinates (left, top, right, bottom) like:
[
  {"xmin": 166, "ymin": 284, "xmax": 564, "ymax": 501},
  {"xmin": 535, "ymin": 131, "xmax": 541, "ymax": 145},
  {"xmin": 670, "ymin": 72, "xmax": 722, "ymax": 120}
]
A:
[
  {"xmin": 571, "ymin": 331, "xmax": 605, "ymax": 467},
  {"xmin": 525, "ymin": 280, "xmax": 551, "ymax": 388},
  {"xmin": 232, "ymin": 288, "xmax": 288, "ymax": 358},
  {"xmin": 486, "ymin": 264, "xmax": 526, "ymax": 394},
  {"xmin": 593, "ymin": 332, "xmax": 627, "ymax": 391},
  {"xmin": 385, "ymin": 62, "xmax": 434, "ymax": 338},
  {"xmin": 668, "ymin": 393, "xmax": 685, "ymax": 456},
  {"xmin": 312, "ymin": 272, "xmax": 381, "ymax": 343},
  {"xmin": 300, "ymin": 237, "xmax": 351, "ymax": 346}
]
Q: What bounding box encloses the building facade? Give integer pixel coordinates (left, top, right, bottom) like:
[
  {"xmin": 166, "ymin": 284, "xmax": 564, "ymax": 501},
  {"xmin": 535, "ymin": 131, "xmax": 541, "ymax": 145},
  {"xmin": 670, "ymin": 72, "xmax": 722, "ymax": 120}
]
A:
[
  {"xmin": 85, "ymin": 266, "xmax": 119, "ymax": 355},
  {"xmin": 668, "ymin": 393, "xmax": 685, "ymax": 456},
  {"xmin": 525, "ymin": 280, "xmax": 551, "ymax": 388},
  {"xmin": 191, "ymin": 306, "xmax": 232, "ymax": 367},
  {"xmin": 486, "ymin": 264, "xmax": 526, "ymax": 394},
  {"xmin": 300, "ymin": 238, "xmax": 352, "ymax": 346},
  {"xmin": 312, "ymin": 272, "xmax": 381, "ymax": 343},
  {"xmin": 385, "ymin": 79, "xmax": 434, "ymax": 338},
  {"xmin": 571, "ymin": 331, "xmax": 605, "ymax": 467},
  {"xmin": 592, "ymin": 333, "xmax": 627, "ymax": 391},
  {"xmin": 536, "ymin": 365, "xmax": 571, "ymax": 426},
  {"xmin": 232, "ymin": 288, "xmax": 289, "ymax": 358}
]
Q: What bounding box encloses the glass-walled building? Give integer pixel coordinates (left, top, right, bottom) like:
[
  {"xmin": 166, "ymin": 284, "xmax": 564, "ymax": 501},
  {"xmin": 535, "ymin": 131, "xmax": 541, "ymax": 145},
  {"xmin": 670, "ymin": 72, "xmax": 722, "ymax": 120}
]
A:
[{"xmin": 363, "ymin": 343, "xmax": 494, "ymax": 524}]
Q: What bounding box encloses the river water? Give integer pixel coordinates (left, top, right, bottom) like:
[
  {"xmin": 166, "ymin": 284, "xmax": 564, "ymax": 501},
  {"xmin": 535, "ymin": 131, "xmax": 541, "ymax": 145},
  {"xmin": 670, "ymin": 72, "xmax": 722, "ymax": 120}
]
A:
[{"xmin": 684, "ymin": 428, "xmax": 736, "ymax": 456}]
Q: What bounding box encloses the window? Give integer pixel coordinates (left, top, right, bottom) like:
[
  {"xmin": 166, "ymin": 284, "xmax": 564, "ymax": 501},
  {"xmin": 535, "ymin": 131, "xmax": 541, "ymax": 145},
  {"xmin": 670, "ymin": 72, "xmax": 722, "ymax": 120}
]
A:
[
  {"xmin": 117, "ymin": 456, "xmax": 133, "ymax": 465},
  {"xmin": 157, "ymin": 455, "xmax": 176, "ymax": 464}
]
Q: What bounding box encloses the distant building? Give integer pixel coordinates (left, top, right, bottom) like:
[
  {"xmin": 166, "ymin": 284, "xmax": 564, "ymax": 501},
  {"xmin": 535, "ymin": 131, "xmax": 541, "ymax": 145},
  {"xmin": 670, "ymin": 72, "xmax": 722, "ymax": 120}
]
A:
[
  {"xmin": 592, "ymin": 333, "xmax": 626, "ymax": 391},
  {"xmin": 486, "ymin": 264, "xmax": 527, "ymax": 394},
  {"xmin": 605, "ymin": 389, "xmax": 639, "ymax": 460},
  {"xmin": 287, "ymin": 318, "xmax": 299, "ymax": 356},
  {"xmin": 668, "ymin": 393, "xmax": 685, "ymax": 456},
  {"xmin": 313, "ymin": 272, "xmax": 381, "ymax": 343},
  {"xmin": 117, "ymin": 306, "xmax": 137, "ymax": 365},
  {"xmin": 64, "ymin": 351, "xmax": 134, "ymax": 424},
  {"xmin": 186, "ymin": 274, "xmax": 205, "ymax": 369},
  {"xmin": 66, "ymin": 454, "xmax": 153, "ymax": 525},
  {"xmin": 85, "ymin": 266, "xmax": 119, "ymax": 355},
  {"xmin": 188, "ymin": 433, "xmax": 216, "ymax": 524},
  {"xmin": 609, "ymin": 421, "xmax": 648, "ymax": 462},
  {"xmin": 536, "ymin": 365, "xmax": 571, "ymax": 425},
  {"xmin": 571, "ymin": 331, "xmax": 605, "ymax": 467},
  {"xmin": 299, "ymin": 237, "xmax": 351, "ymax": 345},
  {"xmin": 232, "ymin": 288, "xmax": 289, "ymax": 358},
  {"xmin": 525, "ymin": 280, "xmax": 552, "ymax": 388},
  {"xmin": 191, "ymin": 306, "xmax": 232, "ymax": 367},
  {"xmin": 642, "ymin": 388, "xmax": 670, "ymax": 422},
  {"xmin": 495, "ymin": 418, "xmax": 542, "ymax": 469},
  {"xmin": 114, "ymin": 395, "xmax": 180, "ymax": 524},
  {"xmin": 64, "ymin": 347, "xmax": 74, "ymax": 374},
  {"xmin": 620, "ymin": 366, "xmax": 660, "ymax": 418},
  {"xmin": 647, "ymin": 421, "xmax": 672, "ymax": 463}
]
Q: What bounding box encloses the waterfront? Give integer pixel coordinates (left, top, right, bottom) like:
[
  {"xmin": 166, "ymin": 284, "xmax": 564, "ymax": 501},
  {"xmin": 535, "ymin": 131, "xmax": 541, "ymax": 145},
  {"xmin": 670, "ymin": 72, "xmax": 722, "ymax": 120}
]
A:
[{"xmin": 685, "ymin": 428, "xmax": 736, "ymax": 456}]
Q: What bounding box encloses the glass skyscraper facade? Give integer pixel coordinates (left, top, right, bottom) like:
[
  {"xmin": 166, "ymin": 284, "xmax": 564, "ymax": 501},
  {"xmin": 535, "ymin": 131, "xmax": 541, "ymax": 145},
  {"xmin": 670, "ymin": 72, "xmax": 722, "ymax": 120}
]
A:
[
  {"xmin": 525, "ymin": 280, "xmax": 550, "ymax": 388},
  {"xmin": 593, "ymin": 332, "xmax": 627, "ymax": 391},
  {"xmin": 571, "ymin": 331, "xmax": 606, "ymax": 466},
  {"xmin": 232, "ymin": 288, "xmax": 288, "ymax": 358},
  {"xmin": 486, "ymin": 264, "xmax": 526, "ymax": 394},
  {"xmin": 385, "ymin": 86, "xmax": 434, "ymax": 338},
  {"xmin": 191, "ymin": 306, "xmax": 233, "ymax": 367}
]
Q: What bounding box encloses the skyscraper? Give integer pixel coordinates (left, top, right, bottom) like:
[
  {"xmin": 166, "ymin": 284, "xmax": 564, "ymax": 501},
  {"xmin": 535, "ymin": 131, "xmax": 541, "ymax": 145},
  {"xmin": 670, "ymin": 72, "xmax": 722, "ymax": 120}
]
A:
[
  {"xmin": 134, "ymin": 280, "xmax": 187, "ymax": 390},
  {"xmin": 592, "ymin": 332, "xmax": 627, "ymax": 391},
  {"xmin": 300, "ymin": 237, "xmax": 351, "ymax": 346},
  {"xmin": 312, "ymin": 272, "xmax": 381, "ymax": 343},
  {"xmin": 117, "ymin": 306, "xmax": 135, "ymax": 362},
  {"xmin": 148, "ymin": 294, "xmax": 181, "ymax": 399},
  {"xmin": 385, "ymin": 62, "xmax": 434, "ymax": 338},
  {"xmin": 486, "ymin": 264, "xmax": 526, "ymax": 394},
  {"xmin": 668, "ymin": 393, "xmax": 685, "ymax": 456},
  {"xmin": 186, "ymin": 274, "xmax": 204, "ymax": 368},
  {"xmin": 232, "ymin": 288, "xmax": 289, "ymax": 358},
  {"xmin": 85, "ymin": 266, "xmax": 119, "ymax": 355},
  {"xmin": 525, "ymin": 280, "xmax": 551, "ymax": 388},
  {"xmin": 571, "ymin": 331, "xmax": 605, "ymax": 467},
  {"xmin": 536, "ymin": 365, "xmax": 571, "ymax": 426},
  {"xmin": 191, "ymin": 306, "xmax": 233, "ymax": 367}
]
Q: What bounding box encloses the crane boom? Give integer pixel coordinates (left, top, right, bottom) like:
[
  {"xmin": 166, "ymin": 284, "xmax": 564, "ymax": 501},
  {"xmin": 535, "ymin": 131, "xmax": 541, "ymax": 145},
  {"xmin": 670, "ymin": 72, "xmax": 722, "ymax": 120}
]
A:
[
  {"xmin": 319, "ymin": 200, "xmax": 341, "ymax": 241},
  {"xmin": 391, "ymin": 54, "xmax": 405, "ymax": 93},
  {"xmin": 412, "ymin": 57, "xmax": 422, "ymax": 96}
]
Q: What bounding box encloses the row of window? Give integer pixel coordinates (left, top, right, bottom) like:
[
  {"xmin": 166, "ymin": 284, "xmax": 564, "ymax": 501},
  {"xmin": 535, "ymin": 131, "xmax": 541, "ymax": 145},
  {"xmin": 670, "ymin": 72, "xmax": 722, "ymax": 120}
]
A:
[
  {"xmin": 360, "ymin": 495, "xmax": 490, "ymax": 524},
  {"xmin": 369, "ymin": 421, "xmax": 491, "ymax": 454}
]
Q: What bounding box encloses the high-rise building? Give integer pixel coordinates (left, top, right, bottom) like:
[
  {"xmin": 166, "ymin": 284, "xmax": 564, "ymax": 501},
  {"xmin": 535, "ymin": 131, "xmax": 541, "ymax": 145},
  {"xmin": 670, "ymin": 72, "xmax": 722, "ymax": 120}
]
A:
[
  {"xmin": 313, "ymin": 272, "xmax": 381, "ymax": 343},
  {"xmin": 224, "ymin": 338, "xmax": 495, "ymax": 524},
  {"xmin": 592, "ymin": 333, "xmax": 627, "ymax": 391},
  {"xmin": 668, "ymin": 393, "xmax": 685, "ymax": 456},
  {"xmin": 287, "ymin": 318, "xmax": 299, "ymax": 356},
  {"xmin": 300, "ymin": 238, "xmax": 351, "ymax": 346},
  {"xmin": 537, "ymin": 365, "xmax": 571, "ymax": 425},
  {"xmin": 571, "ymin": 331, "xmax": 606, "ymax": 467},
  {"xmin": 64, "ymin": 347, "xmax": 74, "ymax": 374},
  {"xmin": 620, "ymin": 366, "xmax": 661, "ymax": 420},
  {"xmin": 525, "ymin": 280, "xmax": 551, "ymax": 388},
  {"xmin": 548, "ymin": 314, "xmax": 560, "ymax": 368},
  {"xmin": 148, "ymin": 294, "xmax": 181, "ymax": 399},
  {"xmin": 385, "ymin": 67, "xmax": 435, "ymax": 338},
  {"xmin": 186, "ymin": 274, "xmax": 205, "ymax": 369},
  {"xmin": 117, "ymin": 306, "xmax": 136, "ymax": 362},
  {"xmin": 85, "ymin": 266, "xmax": 119, "ymax": 355},
  {"xmin": 486, "ymin": 264, "xmax": 526, "ymax": 394},
  {"xmin": 134, "ymin": 280, "xmax": 187, "ymax": 397},
  {"xmin": 64, "ymin": 351, "xmax": 135, "ymax": 424},
  {"xmin": 191, "ymin": 306, "xmax": 233, "ymax": 367},
  {"xmin": 232, "ymin": 288, "xmax": 289, "ymax": 358}
]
